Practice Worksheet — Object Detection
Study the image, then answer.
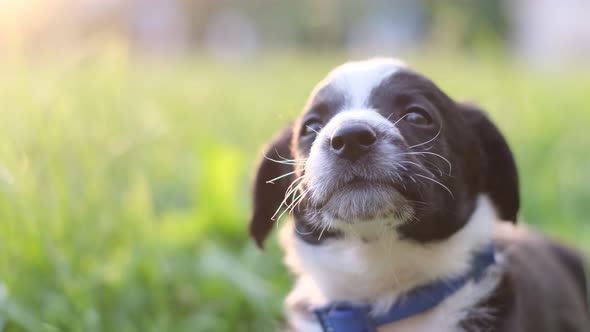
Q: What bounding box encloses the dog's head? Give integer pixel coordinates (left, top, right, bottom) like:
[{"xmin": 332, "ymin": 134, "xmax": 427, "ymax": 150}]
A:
[{"xmin": 250, "ymin": 58, "xmax": 519, "ymax": 248}]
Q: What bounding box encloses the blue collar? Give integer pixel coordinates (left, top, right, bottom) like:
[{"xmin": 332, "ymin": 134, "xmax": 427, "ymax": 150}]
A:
[{"xmin": 313, "ymin": 243, "xmax": 496, "ymax": 332}]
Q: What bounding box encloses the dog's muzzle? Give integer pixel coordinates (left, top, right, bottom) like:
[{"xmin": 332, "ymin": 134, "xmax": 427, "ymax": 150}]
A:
[{"xmin": 301, "ymin": 111, "xmax": 409, "ymax": 222}]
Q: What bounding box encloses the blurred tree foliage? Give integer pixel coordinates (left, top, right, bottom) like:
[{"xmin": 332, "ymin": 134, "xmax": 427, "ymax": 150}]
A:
[
  {"xmin": 181, "ymin": 0, "xmax": 508, "ymax": 51},
  {"xmin": 4, "ymin": 0, "xmax": 510, "ymax": 56}
]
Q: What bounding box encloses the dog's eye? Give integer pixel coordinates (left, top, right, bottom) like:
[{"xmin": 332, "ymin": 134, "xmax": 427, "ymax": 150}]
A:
[
  {"xmin": 404, "ymin": 106, "xmax": 432, "ymax": 126},
  {"xmin": 301, "ymin": 119, "xmax": 323, "ymax": 136}
]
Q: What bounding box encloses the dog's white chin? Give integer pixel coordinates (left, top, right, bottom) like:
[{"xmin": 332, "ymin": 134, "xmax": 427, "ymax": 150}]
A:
[{"xmin": 315, "ymin": 184, "xmax": 410, "ymax": 223}]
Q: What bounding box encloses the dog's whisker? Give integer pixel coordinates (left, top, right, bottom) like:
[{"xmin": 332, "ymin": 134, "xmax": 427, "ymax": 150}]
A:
[
  {"xmin": 404, "ymin": 199, "xmax": 429, "ymax": 206},
  {"xmin": 271, "ymin": 176, "xmax": 306, "ymax": 221},
  {"xmin": 271, "ymin": 188, "xmax": 298, "ymax": 222},
  {"xmin": 398, "ymin": 151, "xmax": 452, "ymax": 175},
  {"xmin": 289, "ymin": 188, "xmax": 311, "ymax": 213},
  {"xmin": 275, "ymin": 193, "xmax": 300, "ymax": 223},
  {"xmin": 408, "ymin": 126, "xmax": 442, "ymax": 150},
  {"xmin": 265, "ymin": 150, "xmax": 307, "ymax": 165},
  {"xmin": 278, "ymin": 186, "xmax": 310, "ymax": 224},
  {"xmin": 294, "ymin": 223, "xmax": 314, "ymax": 236},
  {"xmin": 418, "ymin": 160, "xmax": 444, "ymax": 177},
  {"xmin": 266, "ymin": 170, "xmax": 298, "ymax": 184},
  {"xmin": 276, "ymin": 150, "xmax": 307, "ymax": 163},
  {"xmin": 287, "ymin": 191, "xmax": 305, "ymax": 212},
  {"xmin": 285, "ymin": 176, "xmax": 306, "ymax": 198},
  {"xmin": 306, "ymin": 125, "xmax": 321, "ymax": 135},
  {"xmin": 398, "ymin": 149, "xmax": 446, "ymax": 178},
  {"xmin": 396, "ymin": 163, "xmax": 409, "ymax": 172},
  {"xmin": 398, "ymin": 160, "xmax": 438, "ymax": 178},
  {"xmin": 265, "ymin": 156, "xmax": 306, "ymax": 165},
  {"xmin": 391, "ymin": 112, "xmax": 412, "ymax": 126},
  {"xmin": 317, "ymin": 223, "xmax": 329, "ymax": 241},
  {"xmin": 293, "ymin": 192, "xmax": 310, "ymax": 212},
  {"xmin": 398, "ymin": 160, "xmax": 422, "ymax": 169},
  {"xmin": 414, "ymin": 173, "xmax": 454, "ymax": 199},
  {"xmin": 398, "ymin": 160, "xmax": 433, "ymax": 175}
]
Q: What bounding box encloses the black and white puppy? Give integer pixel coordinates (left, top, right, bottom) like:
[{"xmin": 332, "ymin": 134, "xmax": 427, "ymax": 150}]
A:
[{"xmin": 249, "ymin": 58, "xmax": 589, "ymax": 332}]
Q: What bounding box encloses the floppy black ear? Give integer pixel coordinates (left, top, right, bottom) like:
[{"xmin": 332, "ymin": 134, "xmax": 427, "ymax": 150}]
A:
[
  {"xmin": 460, "ymin": 103, "xmax": 520, "ymax": 223},
  {"xmin": 249, "ymin": 126, "xmax": 295, "ymax": 248}
]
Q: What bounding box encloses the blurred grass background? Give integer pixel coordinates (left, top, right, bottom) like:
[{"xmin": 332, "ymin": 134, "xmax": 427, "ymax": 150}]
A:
[
  {"xmin": 0, "ymin": 52, "xmax": 588, "ymax": 332},
  {"xmin": 1, "ymin": 0, "xmax": 590, "ymax": 331}
]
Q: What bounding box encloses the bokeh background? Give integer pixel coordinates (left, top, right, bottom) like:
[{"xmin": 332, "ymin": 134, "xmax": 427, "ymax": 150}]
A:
[{"xmin": 0, "ymin": 1, "xmax": 589, "ymax": 331}]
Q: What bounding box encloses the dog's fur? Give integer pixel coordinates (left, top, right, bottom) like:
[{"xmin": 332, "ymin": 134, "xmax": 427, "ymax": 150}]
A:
[{"xmin": 249, "ymin": 58, "xmax": 590, "ymax": 331}]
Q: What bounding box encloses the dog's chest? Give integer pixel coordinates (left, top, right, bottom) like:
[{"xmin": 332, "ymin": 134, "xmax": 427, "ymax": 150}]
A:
[
  {"xmin": 284, "ymin": 242, "xmax": 501, "ymax": 332},
  {"xmin": 281, "ymin": 200, "xmax": 500, "ymax": 332},
  {"xmin": 285, "ymin": 275, "xmax": 497, "ymax": 332}
]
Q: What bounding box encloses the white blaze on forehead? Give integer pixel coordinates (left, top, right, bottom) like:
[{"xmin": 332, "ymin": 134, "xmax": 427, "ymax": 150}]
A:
[{"xmin": 324, "ymin": 58, "xmax": 406, "ymax": 109}]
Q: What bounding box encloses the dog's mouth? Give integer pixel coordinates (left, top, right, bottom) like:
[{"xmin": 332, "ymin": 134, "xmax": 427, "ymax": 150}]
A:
[
  {"xmin": 323, "ymin": 174, "xmax": 402, "ymax": 199},
  {"xmin": 331, "ymin": 177, "xmax": 401, "ymax": 202},
  {"xmin": 343, "ymin": 176, "xmax": 398, "ymax": 189},
  {"xmin": 306, "ymin": 175, "xmax": 409, "ymax": 222}
]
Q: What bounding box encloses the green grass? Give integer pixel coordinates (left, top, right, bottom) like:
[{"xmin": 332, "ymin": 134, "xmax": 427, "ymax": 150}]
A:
[{"xmin": 0, "ymin": 53, "xmax": 589, "ymax": 331}]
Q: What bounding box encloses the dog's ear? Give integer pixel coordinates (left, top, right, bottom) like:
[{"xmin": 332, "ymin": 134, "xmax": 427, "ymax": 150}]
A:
[
  {"xmin": 459, "ymin": 103, "xmax": 520, "ymax": 223},
  {"xmin": 249, "ymin": 125, "xmax": 295, "ymax": 248}
]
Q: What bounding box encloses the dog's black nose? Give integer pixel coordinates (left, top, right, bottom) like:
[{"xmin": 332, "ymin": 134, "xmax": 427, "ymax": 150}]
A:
[{"xmin": 330, "ymin": 124, "xmax": 377, "ymax": 160}]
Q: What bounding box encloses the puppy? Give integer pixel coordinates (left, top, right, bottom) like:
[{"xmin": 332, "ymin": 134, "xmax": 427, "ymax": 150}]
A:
[{"xmin": 249, "ymin": 58, "xmax": 589, "ymax": 332}]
